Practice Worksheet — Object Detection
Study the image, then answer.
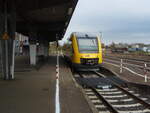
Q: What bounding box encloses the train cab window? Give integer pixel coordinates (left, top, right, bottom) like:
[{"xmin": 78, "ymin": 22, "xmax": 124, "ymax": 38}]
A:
[{"xmin": 77, "ymin": 37, "xmax": 98, "ymax": 53}]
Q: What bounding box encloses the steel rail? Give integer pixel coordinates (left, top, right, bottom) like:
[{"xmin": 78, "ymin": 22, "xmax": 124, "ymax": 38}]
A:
[
  {"xmin": 104, "ymin": 58, "xmax": 150, "ymax": 72},
  {"xmin": 94, "ymin": 71, "xmax": 150, "ymax": 109},
  {"xmin": 90, "ymin": 87, "xmax": 119, "ymax": 113},
  {"xmin": 78, "ymin": 72, "xmax": 119, "ymax": 113},
  {"xmin": 105, "ymin": 56, "xmax": 150, "ymax": 65}
]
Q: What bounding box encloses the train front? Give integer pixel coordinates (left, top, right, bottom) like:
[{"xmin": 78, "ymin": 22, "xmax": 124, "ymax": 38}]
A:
[{"xmin": 72, "ymin": 34, "xmax": 103, "ymax": 71}]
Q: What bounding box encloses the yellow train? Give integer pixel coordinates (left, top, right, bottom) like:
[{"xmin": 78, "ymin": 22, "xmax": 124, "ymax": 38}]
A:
[{"xmin": 69, "ymin": 32, "xmax": 103, "ymax": 71}]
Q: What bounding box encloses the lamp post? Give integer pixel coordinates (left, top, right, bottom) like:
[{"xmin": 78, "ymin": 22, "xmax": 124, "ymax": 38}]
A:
[{"xmin": 99, "ymin": 32, "xmax": 102, "ymax": 39}]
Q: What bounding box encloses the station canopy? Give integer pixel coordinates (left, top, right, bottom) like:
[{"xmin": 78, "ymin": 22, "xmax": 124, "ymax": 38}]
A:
[{"xmin": 0, "ymin": 0, "xmax": 78, "ymax": 41}]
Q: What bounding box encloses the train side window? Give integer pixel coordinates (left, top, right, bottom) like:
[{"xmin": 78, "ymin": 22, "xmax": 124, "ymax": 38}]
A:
[
  {"xmin": 69, "ymin": 45, "xmax": 74, "ymax": 56},
  {"xmin": 68, "ymin": 41, "xmax": 73, "ymax": 53},
  {"xmin": 71, "ymin": 46, "xmax": 74, "ymax": 53}
]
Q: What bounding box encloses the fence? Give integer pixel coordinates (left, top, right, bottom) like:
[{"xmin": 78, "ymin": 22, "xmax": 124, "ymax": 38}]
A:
[{"xmin": 104, "ymin": 58, "xmax": 150, "ymax": 82}]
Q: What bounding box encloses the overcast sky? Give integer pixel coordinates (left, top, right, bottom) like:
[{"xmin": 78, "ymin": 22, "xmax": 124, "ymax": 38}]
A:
[{"xmin": 63, "ymin": 0, "xmax": 150, "ymax": 45}]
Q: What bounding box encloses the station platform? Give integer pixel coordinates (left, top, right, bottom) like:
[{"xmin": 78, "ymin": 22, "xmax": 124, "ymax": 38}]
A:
[{"xmin": 0, "ymin": 56, "xmax": 92, "ymax": 113}]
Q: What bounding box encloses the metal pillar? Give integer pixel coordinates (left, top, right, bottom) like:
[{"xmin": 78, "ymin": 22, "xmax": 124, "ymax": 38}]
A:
[
  {"xmin": 0, "ymin": 0, "xmax": 16, "ymax": 80},
  {"xmin": 44, "ymin": 42, "xmax": 49, "ymax": 57},
  {"xmin": 29, "ymin": 44, "xmax": 37, "ymax": 65},
  {"xmin": 29, "ymin": 31, "xmax": 37, "ymax": 65}
]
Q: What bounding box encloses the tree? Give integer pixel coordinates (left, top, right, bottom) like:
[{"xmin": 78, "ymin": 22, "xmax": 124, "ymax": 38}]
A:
[{"xmin": 110, "ymin": 42, "xmax": 116, "ymax": 49}]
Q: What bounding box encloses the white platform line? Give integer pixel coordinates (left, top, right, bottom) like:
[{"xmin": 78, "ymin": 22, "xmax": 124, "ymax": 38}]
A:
[{"xmin": 55, "ymin": 51, "xmax": 60, "ymax": 113}]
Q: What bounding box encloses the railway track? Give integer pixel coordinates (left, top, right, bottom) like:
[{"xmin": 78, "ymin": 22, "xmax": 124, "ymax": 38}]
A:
[
  {"xmin": 103, "ymin": 56, "xmax": 150, "ymax": 79},
  {"xmin": 104, "ymin": 56, "xmax": 150, "ymax": 68},
  {"xmin": 76, "ymin": 71, "xmax": 150, "ymax": 113}
]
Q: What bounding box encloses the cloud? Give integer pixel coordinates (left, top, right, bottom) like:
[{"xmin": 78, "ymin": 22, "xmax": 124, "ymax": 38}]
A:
[{"xmin": 63, "ymin": 0, "xmax": 150, "ymax": 44}]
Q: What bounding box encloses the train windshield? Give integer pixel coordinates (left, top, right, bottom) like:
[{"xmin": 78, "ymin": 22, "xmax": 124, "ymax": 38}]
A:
[{"xmin": 78, "ymin": 38, "xmax": 98, "ymax": 53}]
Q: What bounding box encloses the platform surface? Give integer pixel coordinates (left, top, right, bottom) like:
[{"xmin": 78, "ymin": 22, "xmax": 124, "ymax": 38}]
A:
[{"xmin": 0, "ymin": 56, "xmax": 92, "ymax": 113}]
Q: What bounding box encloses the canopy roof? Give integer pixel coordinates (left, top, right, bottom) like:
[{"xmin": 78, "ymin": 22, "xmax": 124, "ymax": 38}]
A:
[{"xmin": 0, "ymin": 0, "xmax": 78, "ymax": 41}]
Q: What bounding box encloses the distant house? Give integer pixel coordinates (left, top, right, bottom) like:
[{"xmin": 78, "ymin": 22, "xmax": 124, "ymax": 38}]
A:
[
  {"xmin": 128, "ymin": 43, "xmax": 145, "ymax": 52},
  {"xmin": 143, "ymin": 47, "xmax": 147, "ymax": 52},
  {"xmin": 131, "ymin": 43, "xmax": 144, "ymax": 48},
  {"xmin": 128, "ymin": 48, "xmax": 137, "ymax": 52},
  {"xmin": 111, "ymin": 43, "xmax": 128, "ymax": 53},
  {"xmin": 110, "ymin": 42, "xmax": 150, "ymax": 53},
  {"xmin": 147, "ymin": 48, "xmax": 150, "ymax": 52},
  {"xmin": 145, "ymin": 47, "xmax": 150, "ymax": 52},
  {"xmin": 131, "ymin": 44, "xmax": 139, "ymax": 49}
]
